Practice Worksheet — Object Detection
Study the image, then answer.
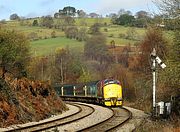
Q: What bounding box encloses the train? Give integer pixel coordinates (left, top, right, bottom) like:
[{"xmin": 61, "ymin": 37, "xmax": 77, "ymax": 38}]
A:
[{"xmin": 54, "ymin": 79, "xmax": 123, "ymax": 107}]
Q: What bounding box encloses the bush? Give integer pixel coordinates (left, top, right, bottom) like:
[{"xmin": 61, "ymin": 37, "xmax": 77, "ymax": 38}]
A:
[
  {"xmin": 44, "ymin": 36, "xmax": 48, "ymax": 39},
  {"xmin": 104, "ymin": 28, "xmax": 108, "ymax": 32},
  {"xmin": 104, "ymin": 22, "xmax": 107, "ymax": 26},
  {"xmin": 109, "ymin": 34, "xmax": 114, "ymax": 37},
  {"xmin": 28, "ymin": 32, "xmax": 38, "ymax": 41},
  {"xmin": 119, "ymin": 33, "xmax": 126, "ymax": 38},
  {"xmin": 51, "ymin": 31, "xmax": 56, "ymax": 38},
  {"xmin": 32, "ymin": 20, "xmax": 38, "ymax": 26},
  {"xmin": 64, "ymin": 27, "xmax": 78, "ymax": 39},
  {"xmin": 0, "ymin": 19, "xmax": 6, "ymax": 24}
]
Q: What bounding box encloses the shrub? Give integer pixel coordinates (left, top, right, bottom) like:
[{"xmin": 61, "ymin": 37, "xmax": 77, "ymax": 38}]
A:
[
  {"xmin": 27, "ymin": 32, "xmax": 38, "ymax": 41},
  {"xmin": 109, "ymin": 34, "xmax": 114, "ymax": 37},
  {"xmin": 51, "ymin": 31, "xmax": 56, "ymax": 38},
  {"xmin": 119, "ymin": 33, "xmax": 126, "ymax": 38},
  {"xmin": 104, "ymin": 28, "xmax": 108, "ymax": 32}
]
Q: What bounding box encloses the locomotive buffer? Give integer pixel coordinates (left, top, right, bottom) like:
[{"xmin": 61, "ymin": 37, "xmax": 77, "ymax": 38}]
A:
[{"xmin": 150, "ymin": 48, "xmax": 166, "ymax": 117}]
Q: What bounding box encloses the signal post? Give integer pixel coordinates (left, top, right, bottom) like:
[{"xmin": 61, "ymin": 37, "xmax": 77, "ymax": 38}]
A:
[{"xmin": 150, "ymin": 48, "xmax": 166, "ymax": 117}]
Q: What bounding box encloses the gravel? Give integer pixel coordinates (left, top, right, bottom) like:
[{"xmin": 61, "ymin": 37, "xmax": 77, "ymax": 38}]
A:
[
  {"xmin": 0, "ymin": 104, "xmax": 78, "ymax": 132},
  {"xmin": 0, "ymin": 103, "xmax": 148, "ymax": 132},
  {"xmin": 114, "ymin": 106, "xmax": 149, "ymax": 132},
  {"xmin": 49, "ymin": 102, "xmax": 113, "ymax": 131}
]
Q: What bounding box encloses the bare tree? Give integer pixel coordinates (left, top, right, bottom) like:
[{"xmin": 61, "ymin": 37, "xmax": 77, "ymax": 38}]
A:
[
  {"xmin": 155, "ymin": 0, "xmax": 180, "ymax": 18},
  {"xmin": 155, "ymin": 0, "xmax": 180, "ymax": 97}
]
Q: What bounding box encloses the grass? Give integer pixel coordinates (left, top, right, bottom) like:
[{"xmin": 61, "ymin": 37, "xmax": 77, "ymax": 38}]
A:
[
  {"xmin": 102, "ymin": 25, "xmax": 146, "ymax": 45},
  {"xmin": 2, "ymin": 18, "xmax": 154, "ymax": 56},
  {"xmin": 2, "ymin": 20, "xmax": 65, "ymax": 38},
  {"xmin": 106, "ymin": 37, "xmax": 138, "ymax": 45},
  {"xmin": 75, "ymin": 18, "xmax": 111, "ymax": 26},
  {"xmin": 136, "ymin": 118, "xmax": 180, "ymax": 132},
  {"xmin": 31, "ymin": 37, "xmax": 84, "ymax": 56}
]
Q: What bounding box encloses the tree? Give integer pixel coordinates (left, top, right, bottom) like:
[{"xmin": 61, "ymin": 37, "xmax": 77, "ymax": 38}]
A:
[
  {"xmin": 10, "ymin": 13, "xmax": 20, "ymax": 20},
  {"xmin": 118, "ymin": 9, "xmax": 132, "ymax": 16},
  {"xmin": 116, "ymin": 14, "xmax": 135, "ymax": 26},
  {"xmin": 0, "ymin": 29, "xmax": 30, "ymax": 78},
  {"xmin": 155, "ymin": 0, "xmax": 180, "ymax": 19},
  {"xmin": 62, "ymin": 6, "xmax": 76, "ymax": 17},
  {"xmin": 77, "ymin": 10, "xmax": 86, "ymax": 18},
  {"xmin": 54, "ymin": 16, "xmax": 75, "ymax": 31},
  {"xmin": 155, "ymin": 0, "xmax": 180, "ymax": 30},
  {"xmin": 54, "ymin": 18, "xmax": 64, "ymax": 29},
  {"xmin": 118, "ymin": 9, "xmax": 126, "ymax": 16},
  {"xmin": 110, "ymin": 13, "xmax": 118, "ymax": 24},
  {"xmin": 64, "ymin": 6, "xmax": 76, "ymax": 17},
  {"xmin": 155, "ymin": 0, "xmax": 180, "ymax": 97},
  {"xmin": 89, "ymin": 13, "xmax": 99, "ymax": 18},
  {"xmin": 136, "ymin": 10, "xmax": 150, "ymax": 19},
  {"xmin": 66, "ymin": 59, "xmax": 83, "ymax": 83},
  {"xmin": 64, "ymin": 27, "xmax": 78, "ymax": 39},
  {"xmin": 135, "ymin": 11, "xmax": 151, "ymax": 28},
  {"xmin": 64, "ymin": 16, "xmax": 75, "ymax": 26},
  {"xmin": 41, "ymin": 16, "xmax": 54, "ymax": 28},
  {"xmin": 159, "ymin": 31, "xmax": 180, "ymax": 97},
  {"xmin": 77, "ymin": 68, "xmax": 91, "ymax": 83},
  {"xmin": 84, "ymin": 33, "xmax": 108, "ymax": 63},
  {"xmin": 136, "ymin": 27, "xmax": 168, "ymax": 74},
  {"xmin": 109, "ymin": 13, "xmax": 117, "ymax": 18},
  {"xmin": 54, "ymin": 12, "xmax": 59, "ymax": 18},
  {"xmin": 126, "ymin": 27, "xmax": 138, "ymax": 40},
  {"xmin": 134, "ymin": 18, "xmax": 148, "ymax": 28},
  {"xmin": 89, "ymin": 23, "xmax": 101, "ymax": 34},
  {"xmin": 111, "ymin": 9, "xmax": 134, "ymax": 25},
  {"xmin": 76, "ymin": 28, "xmax": 87, "ymax": 41},
  {"xmin": 54, "ymin": 48, "xmax": 83, "ymax": 83},
  {"xmin": 32, "ymin": 20, "xmax": 38, "ymax": 26}
]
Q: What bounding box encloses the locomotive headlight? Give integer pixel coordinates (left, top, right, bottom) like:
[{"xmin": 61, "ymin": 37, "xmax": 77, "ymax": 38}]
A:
[
  {"xmin": 104, "ymin": 98, "xmax": 110, "ymax": 101},
  {"xmin": 117, "ymin": 98, "xmax": 122, "ymax": 101}
]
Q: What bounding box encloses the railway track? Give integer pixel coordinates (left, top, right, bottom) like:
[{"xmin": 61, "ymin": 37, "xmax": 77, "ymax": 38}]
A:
[
  {"xmin": 59, "ymin": 96, "xmax": 132, "ymax": 131},
  {"xmin": 47, "ymin": 102, "xmax": 131, "ymax": 132},
  {"xmin": 1, "ymin": 103, "xmax": 95, "ymax": 132},
  {"xmin": 79, "ymin": 107, "xmax": 132, "ymax": 132},
  {"xmin": 1, "ymin": 101, "xmax": 133, "ymax": 132}
]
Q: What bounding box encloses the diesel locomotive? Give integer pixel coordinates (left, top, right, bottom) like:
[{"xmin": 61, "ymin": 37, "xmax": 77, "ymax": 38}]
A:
[
  {"xmin": 54, "ymin": 79, "xmax": 123, "ymax": 107},
  {"xmin": 97, "ymin": 79, "xmax": 123, "ymax": 106}
]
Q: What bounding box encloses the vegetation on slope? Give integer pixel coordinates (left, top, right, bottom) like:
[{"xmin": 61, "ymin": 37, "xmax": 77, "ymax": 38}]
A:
[
  {"xmin": 0, "ymin": 27, "xmax": 67, "ymax": 128},
  {"xmin": 0, "ymin": 72, "xmax": 67, "ymax": 127}
]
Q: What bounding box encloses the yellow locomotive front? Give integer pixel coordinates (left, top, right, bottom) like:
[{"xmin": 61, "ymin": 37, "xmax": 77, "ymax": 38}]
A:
[{"xmin": 97, "ymin": 79, "xmax": 123, "ymax": 106}]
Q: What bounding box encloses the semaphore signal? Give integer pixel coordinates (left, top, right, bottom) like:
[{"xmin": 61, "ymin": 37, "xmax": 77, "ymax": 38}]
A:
[{"xmin": 150, "ymin": 48, "xmax": 166, "ymax": 117}]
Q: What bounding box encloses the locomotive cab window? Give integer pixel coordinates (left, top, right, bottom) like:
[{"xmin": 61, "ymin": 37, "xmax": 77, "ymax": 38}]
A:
[{"xmin": 103, "ymin": 79, "xmax": 120, "ymax": 86}]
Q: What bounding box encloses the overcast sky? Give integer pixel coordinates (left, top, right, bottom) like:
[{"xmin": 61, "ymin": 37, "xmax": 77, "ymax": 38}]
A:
[{"xmin": 0, "ymin": 0, "xmax": 158, "ymax": 20}]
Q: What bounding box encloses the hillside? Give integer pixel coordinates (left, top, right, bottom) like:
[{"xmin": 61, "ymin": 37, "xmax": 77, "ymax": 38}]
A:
[
  {"xmin": 31, "ymin": 37, "xmax": 84, "ymax": 56},
  {"xmin": 0, "ymin": 71, "xmax": 67, "ymax": 127},
  {"xmin": 0, "ymin": 18, "xmax": 147, "ymax": 56}
]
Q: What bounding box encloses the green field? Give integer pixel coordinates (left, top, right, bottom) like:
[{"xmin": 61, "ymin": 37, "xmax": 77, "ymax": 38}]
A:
[
  {"xmin": 74, "ymin": 18, "xmax": 111, "ymax": 26},
  {"xmin": 2, "ymin": 22, "xmax": 64, "ymax": 38},
  {"xmin": 2, "ymin": 18, "xmax": 148, "ymax": 56},
  {"xmin": 101, "ymin": 25, "xmax": 145, "ymax": 45},
  {"xmin": 31, "ymin": 37, "xmax": 84, "ymax": 56}
]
